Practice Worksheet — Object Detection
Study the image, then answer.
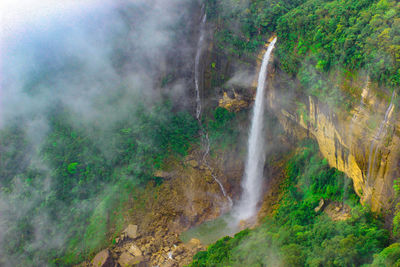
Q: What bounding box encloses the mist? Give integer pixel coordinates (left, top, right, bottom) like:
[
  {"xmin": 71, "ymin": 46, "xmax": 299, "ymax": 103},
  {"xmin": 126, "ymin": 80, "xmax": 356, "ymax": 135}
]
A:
[{"xmin": 0, "ymin": 0, "xmax": 199, "ymax": 265}]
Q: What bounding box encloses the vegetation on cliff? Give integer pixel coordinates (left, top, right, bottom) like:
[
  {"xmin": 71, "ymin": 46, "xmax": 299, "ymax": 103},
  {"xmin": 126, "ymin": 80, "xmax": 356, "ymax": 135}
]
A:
[
  {"xmin": 190, "ymin": 140, "xmax": 390, "ymax": 266},
  {"xmin": 0, "ymin": 101, "xmax": 199, "ymax": 265},
  {"xmin": 276, "ymin": 0, "xmax": 400, "ymax": 86},
  {"xmin": 206, "ymin": 0, "xmax": 400, "ymax": 110},
  {"xmin": 3, "ymin": 0, "xmax": 400, "ymax": 266}
]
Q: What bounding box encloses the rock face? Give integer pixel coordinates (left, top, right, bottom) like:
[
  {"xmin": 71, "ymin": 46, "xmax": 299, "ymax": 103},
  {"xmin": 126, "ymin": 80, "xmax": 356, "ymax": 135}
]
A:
[
  {"xmin": 207, "ymin": 27, "xmax": 399, "ymax": 214},
  {"xmin": 218, "ymin": 91, "xmax": 250, "ymax": 112},
  {"xmin": 267, "ymin": 72, "xmax": 400, "ymax": 213}
]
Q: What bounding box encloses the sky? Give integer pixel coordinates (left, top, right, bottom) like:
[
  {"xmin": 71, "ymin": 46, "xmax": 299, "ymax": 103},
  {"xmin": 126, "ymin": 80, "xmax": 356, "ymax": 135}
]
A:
[
  {"xmin": 0, "ymin": 0, "xmax": 107, "ymax": 38},
  {"xmin": 0, "ymin": 0, "xmax": 115, "ymax": 84}
]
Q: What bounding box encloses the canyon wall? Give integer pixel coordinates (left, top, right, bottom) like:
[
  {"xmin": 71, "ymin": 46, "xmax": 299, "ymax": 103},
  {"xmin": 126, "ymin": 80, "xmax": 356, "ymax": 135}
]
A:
[
  {"xmin": 266, "ymin": 70, "xmax": 400, "ymax": 213},
  {"xmin": 210, "ymin": 40, "xmax": 400, "ymax": 213}
]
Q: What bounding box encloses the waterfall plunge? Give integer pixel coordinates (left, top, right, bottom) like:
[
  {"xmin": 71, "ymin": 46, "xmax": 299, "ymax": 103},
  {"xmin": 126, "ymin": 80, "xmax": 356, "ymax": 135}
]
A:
[{"xmin": 234, "ymin": 38, "xmax": 277, "ymax": 223}]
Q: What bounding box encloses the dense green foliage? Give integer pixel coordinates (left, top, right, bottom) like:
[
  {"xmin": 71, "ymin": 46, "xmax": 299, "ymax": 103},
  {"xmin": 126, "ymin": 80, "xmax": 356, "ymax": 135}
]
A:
[
  {"xmin": 204, "ymin": 0, "xmax": 302, "ymax": 56},
  {"xmin": 205, "ymin": 0, "xmax": 305, "ymax": 57},
  {"xmin": 371, "ymin": 243, "xmax": 400, "ymax": 266},
  {"xmin": 206, "ymin": 107, "xmax": 242, "ymax": 152},
  {"xmin": 206, "ymin": 0, "xmax": 400, "ymax": 110},
  {"xmin": 0, "ymin": 101, "xmax": 199, "ymax": 266},
  {"xmin": 277, "ymin": 0, "xmax": 400, "ymax": 86},
  {"xmin": 190, "ymin": 140, "xmax": 389, "ymax": 266}
]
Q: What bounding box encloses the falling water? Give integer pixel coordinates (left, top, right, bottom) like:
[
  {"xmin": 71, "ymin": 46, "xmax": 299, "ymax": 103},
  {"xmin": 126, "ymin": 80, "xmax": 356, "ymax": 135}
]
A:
[
  {"xmin": 367, "ymin": 90, "xmax": 396, "ymax": 181},
  {"xmin": 203, "ymin": 132, "xmax": 233, "ymax": 206},
  {"xmin": 194, "ymin": 7, "xmax": 232, "ymax": 206},
  {"xmin": 202, "ymin": 132, "xmax": 231, "ymax": 202},
  {"xmin": 195, "ymin": 10, "xmax": 207, "ymax": 120},
  {"xmin": 234, "ymin": 38, "xmax": 277, "ymax": 222}
]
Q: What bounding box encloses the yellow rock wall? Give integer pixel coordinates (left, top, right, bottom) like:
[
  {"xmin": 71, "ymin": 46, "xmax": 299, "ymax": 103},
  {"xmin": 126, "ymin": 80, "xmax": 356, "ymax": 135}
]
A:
[{"xmin": 267, "ymin": 76, "xmax": 400, "ymax": 212}]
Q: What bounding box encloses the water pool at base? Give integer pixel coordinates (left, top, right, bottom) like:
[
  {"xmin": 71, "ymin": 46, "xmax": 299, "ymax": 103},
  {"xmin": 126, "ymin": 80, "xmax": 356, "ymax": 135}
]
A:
[{"xmin": 180, "ymin": 213, "xmax": 240, "ymax": 245}]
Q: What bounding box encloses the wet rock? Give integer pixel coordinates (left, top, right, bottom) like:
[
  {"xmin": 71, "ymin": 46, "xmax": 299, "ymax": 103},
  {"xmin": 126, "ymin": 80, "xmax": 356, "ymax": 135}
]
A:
[
  {"xmin": 92, "ymin": 249, "xmax": 114, "ymax": 267},
  {"xmin": 218, "ymin": 91, "xmax": 250, "ymax": 112},
  {"xmin": 118, "ymin": 252, "xmax": 144, "ymax": 267},
  {"xmin": 123, "ymin": 224, "xmax": 138, "ymax": 239}
]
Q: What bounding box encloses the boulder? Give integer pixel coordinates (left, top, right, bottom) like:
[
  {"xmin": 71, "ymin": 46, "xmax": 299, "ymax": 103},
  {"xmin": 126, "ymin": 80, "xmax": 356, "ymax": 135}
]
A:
[
  {"xmin": 128, "ymin": 244, "xmax": 142, "ymax": 257},
  {"xmin": 154, "ymin": 170, "xmax": 172, "ymax": 179},
  {"xmin": 185, "ymin": 238, "xmax": 201, "ymax": 249},
  {"xmin": 92, "ymin": 249, "xmax": 114, "ymax": 267},
  {"xmin": 123, "ymin": 224, "xmax": 138, "ymax": 239},
  {"xmin": 118, "ymin": 252, "xmax": 144, "ymax": 267},
  {"xmin": 324, "ymin": 202, "xmax": 351, "ymax": 221},
  {"xmin": 187, "ymin": 160, "xmax": 198, "ymax": 168}
]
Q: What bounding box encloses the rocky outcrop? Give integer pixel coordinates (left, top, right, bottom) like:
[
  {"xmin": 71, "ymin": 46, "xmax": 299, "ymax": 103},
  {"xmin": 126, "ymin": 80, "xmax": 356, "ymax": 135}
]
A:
[
  {"xmin": 206, "ymin": 25, "xmax": 399, "ymax": 214},
  {"xmin": 324, "ymin": 201, "xmax": 352, "ymax": 221},
  {"xmin": 219, "ymin": 91, "xmax": 250, "ymax": 112},
  {"xmin": 83, "ymin": 148, "xmax": 243, "ymax": 267},
  {"xmin": 267, "ymin": 71, "xmax": 400, "ymax": 213}
]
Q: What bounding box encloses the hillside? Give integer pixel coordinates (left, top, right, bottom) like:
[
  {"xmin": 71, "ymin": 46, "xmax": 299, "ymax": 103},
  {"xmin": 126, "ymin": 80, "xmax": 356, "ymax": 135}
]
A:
[{"xmin": 2, "ymin": 0, "xmax": 400, "ymax": 266}]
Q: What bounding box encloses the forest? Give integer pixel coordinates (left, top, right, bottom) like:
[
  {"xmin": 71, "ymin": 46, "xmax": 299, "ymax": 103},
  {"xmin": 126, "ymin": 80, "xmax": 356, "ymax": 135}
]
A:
[{"xmin": 2, "ymin": 0, "xmax": 400, "ymax": 266}]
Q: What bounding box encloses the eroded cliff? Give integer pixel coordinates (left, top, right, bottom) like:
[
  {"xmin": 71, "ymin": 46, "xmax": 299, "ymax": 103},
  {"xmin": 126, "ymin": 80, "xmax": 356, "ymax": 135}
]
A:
[
  {"xmin": 212, "ymin": 37, "xmax": 399, "ymax": 213},
  {"xmin": 266, "ymin": 70, "xmax": 400, "ymax": 213}
]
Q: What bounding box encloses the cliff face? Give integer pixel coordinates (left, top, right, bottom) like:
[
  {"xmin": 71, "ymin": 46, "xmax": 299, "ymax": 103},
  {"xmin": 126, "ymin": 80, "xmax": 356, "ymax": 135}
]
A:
[
  {"xmin": 267, "ymin": 71, "xmax": 400, "ymax": 212},
  {"xmin": 209, "ymin": 39, "xmax": 400, "ymax": 213}
]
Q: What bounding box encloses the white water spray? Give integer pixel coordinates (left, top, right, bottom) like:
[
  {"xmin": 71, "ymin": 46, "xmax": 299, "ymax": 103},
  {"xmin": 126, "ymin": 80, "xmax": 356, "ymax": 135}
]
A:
[{"xmin": 234, "ymin": 38, "xmax": 277, "ymax": 222}]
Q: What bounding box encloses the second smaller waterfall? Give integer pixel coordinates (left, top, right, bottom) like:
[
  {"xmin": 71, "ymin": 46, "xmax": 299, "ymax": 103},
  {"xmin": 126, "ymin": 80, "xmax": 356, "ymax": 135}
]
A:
[
  {"xmin": 194, "ymin": 7, "xmax": 232, "ymax": 207},
  {"xmin": 195, "ymin": 11, "xmax": 207, "ymax": 120}
]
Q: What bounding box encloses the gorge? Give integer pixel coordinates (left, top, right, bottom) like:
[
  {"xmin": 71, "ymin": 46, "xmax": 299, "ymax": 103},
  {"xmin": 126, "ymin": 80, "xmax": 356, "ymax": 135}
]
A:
[{"xmin": 2, "ymin": 0, "xmax": 400, "ymax": 266}]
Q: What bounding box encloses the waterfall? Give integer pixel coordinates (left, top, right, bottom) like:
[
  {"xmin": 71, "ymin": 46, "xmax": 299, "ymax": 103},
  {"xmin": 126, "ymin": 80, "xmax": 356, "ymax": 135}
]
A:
[
  {"xmin": 203, "ymin": 132, "xmax": 233, "ymax": 207},
  {"xmin": 367, "ymin": 90, "xmax": 395, "ymax": 182},
  {"xmin": 195, "ymin": 10, "xmax": 207, "ymax": 120},
  {"xmin": 234, "ymin": 38, "xmax": 277, "ymax": 222},
  {"xmin": 194, "ymin": 7, "xmax": 232, "ymax": 206}
]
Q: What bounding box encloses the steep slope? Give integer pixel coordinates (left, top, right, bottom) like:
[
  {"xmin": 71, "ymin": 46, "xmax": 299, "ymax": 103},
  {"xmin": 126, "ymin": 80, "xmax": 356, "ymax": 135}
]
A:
[
  {"xmin": 203, "ymin": 0, "xmax": 400, "ymax": 216},
  {"xmin": 267, "ymin": 67, "xmax": 399, "ymax": 213}
]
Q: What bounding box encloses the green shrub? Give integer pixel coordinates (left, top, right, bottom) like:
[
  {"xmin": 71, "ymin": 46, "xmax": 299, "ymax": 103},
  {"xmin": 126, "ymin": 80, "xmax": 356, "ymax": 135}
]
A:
[{"xmin": 190, "ymin": 140, "xmax": 389, "ymax": 266}]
